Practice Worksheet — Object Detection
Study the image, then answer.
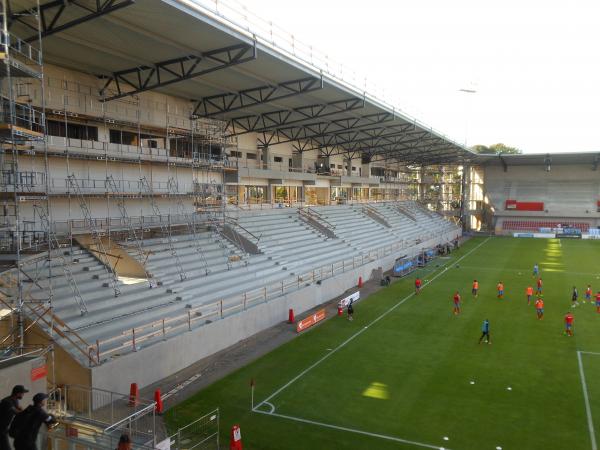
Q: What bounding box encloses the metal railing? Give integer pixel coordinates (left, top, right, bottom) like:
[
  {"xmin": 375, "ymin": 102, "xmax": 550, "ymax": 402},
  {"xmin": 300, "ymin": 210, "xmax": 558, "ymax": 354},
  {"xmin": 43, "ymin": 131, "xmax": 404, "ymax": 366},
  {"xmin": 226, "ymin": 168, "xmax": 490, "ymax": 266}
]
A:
[
  {"xmin": 0, "ymin": 30, "xmax": 43, "ymax": 65},
  {"xmin": 90, "ymin": 236, "xmax": 429, "ymax": 360},
  {"xmin": 58, "ymin": 385, "xmax": 155, "ymax": 432},
  {"xmin": 41, "ymin": 136, "xmax": 236, "ymax": 168},
  {"xmin": 0, "ymin": 97, "xmax": 45, "ymax": 131},
  {"xmin": 46, "ymin": 384, "xmax": 157, "ymax": 450},
  {"xmin": 168, "ymin": 408, "xmax": 219, "ymax": 450},
  {"xmin": 1, "ymin": 170, "xmax": 46, "ymax": 191}
]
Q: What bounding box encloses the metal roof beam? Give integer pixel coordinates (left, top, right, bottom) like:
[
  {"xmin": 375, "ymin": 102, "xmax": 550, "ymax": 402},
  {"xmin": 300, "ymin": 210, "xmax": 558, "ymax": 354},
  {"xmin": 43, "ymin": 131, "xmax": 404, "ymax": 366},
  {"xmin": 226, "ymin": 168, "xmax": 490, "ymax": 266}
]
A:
[
  {"xmin": 254, "ymin": 111, "xmax": 399, "ymax": 138},
  {"xmin": 227, "ymin": 97, "xmax": 365, "ymax": 135},
  {"xmin": 9, "ymin": 0, "xmax": 136, "ymax": 43},
  {"xmin": 191, "ymin": 76, "xmax": 323, "ymax": 118},
  {"xmin": 257, "ymin": 118, "xmax": 415, "ymax": 147},
  {"xmin": 290, "ymin": 131, "xmax": 434, "ymax": 156},
  {"xmin": 100, "ymin": 42, "xmax": 256, "ymax": 101},
  {"xmin": 367, "ymin": 142, "xmax": 457, "ymax": 163},
  {"xmin": 317, "ymin": 133, "xmax": 438, "ymax": 157}
]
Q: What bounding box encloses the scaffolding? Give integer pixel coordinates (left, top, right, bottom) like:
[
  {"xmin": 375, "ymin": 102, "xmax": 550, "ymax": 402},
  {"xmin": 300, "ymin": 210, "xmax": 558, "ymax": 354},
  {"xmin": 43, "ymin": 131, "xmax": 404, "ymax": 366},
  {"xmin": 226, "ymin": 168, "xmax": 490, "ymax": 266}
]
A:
[
  {"xmin": 0, "ymin": 0, "xmax": 51, "ymax": 352},
  {"xmin": 105, "ymin": 174, "xmax": 154, "ymax": 287},
  {"xmin": 139, "ymin": 175, "xmax": 187, "ymax": 281},
  {"xmin": 0, "ymin": 2, "xmax": 234, "ymax": 365}
]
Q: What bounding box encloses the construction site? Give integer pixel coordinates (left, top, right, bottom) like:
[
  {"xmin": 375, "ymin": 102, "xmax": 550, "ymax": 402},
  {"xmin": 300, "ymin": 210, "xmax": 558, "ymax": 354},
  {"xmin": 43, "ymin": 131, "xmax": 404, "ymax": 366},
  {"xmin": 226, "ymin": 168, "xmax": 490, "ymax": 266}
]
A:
[{"xmin": 0, "ymin": 1, "xmax": 473, "ymax": 449}]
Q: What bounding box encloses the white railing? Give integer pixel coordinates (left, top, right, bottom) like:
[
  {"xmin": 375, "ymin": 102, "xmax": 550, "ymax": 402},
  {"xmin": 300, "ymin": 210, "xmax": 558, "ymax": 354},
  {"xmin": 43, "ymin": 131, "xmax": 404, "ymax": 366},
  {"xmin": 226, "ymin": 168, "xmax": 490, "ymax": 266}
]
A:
[{"xmin": 89, "ymin": 230, "xmax": 459, "ymax": 361}]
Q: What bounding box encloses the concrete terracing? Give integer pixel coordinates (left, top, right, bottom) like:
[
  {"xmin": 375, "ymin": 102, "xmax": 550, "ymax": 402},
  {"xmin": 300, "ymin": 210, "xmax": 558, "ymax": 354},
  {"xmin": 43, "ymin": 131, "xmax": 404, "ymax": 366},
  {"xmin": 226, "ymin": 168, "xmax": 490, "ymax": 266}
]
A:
[{"xmin": 5, "ymin": 202, "xmax": 459, "ymax": 392}]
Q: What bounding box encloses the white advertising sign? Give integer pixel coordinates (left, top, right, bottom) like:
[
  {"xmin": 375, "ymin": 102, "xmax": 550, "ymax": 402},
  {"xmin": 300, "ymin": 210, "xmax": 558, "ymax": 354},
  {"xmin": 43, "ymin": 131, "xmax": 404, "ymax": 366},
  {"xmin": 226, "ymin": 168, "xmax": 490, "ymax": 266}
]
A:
[{"xmin": 338, "ymin": 291, "xmax": 360, "ymax": 308}]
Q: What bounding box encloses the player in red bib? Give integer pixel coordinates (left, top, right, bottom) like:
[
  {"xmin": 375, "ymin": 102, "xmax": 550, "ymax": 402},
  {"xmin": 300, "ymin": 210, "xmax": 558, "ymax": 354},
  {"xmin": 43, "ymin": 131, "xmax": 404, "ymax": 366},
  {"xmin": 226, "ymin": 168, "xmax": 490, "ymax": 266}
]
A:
[
  {"xmin": 536, "ymin": 277, "xmax": 543, "ymax": 295},
  {"xmin": 534, "ymin": 297, "xmax": 544, "ymax": 320},
  {"xmin": 415, "ymin": 277, "xmax": 422, "ymax": 295},
  {"xmin": 472, "ymin": 280, "xmax": 479, "ymax": 298},
  {"xmin": 453, "ymin": 291, "xmax": 461, "ymax": 315},
  {"xmin": 596, "ymin": 291, "xmax": 600, "ymax": 313},
  {"xmin": 564, "ymin": 312, "xmax": 574, "ymax": 336}
]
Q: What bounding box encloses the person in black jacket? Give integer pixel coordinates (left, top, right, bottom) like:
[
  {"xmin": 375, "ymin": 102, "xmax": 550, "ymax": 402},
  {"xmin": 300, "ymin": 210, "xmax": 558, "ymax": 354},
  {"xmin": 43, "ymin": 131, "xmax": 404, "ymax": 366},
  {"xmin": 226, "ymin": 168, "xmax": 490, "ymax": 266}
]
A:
[
  {"xmin": 13, "ymin": 393, "xmax": 56, "ymax": 450},
  {"xmin": 0, "ymin": 385, "xmax": 29, "ymax": 450}
]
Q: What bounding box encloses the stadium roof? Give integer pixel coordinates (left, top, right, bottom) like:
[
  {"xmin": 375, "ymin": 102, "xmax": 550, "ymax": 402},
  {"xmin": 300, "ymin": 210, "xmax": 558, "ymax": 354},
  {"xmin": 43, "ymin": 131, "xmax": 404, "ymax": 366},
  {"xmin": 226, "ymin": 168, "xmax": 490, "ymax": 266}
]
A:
[
  {"xmin": 7, "ymin": 0, "xmax": 476, "ymax": 165},
  {"xmin": 477, "ymin": 151, "xmax": 600, "ymax": 169}
]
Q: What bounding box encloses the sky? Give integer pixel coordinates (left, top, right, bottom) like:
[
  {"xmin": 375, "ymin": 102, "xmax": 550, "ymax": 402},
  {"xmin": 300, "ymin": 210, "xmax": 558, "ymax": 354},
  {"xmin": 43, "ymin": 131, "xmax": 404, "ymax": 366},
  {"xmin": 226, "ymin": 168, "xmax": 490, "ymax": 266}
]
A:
[{"xmin": 225, "ymin": 0, "xmax": 600, "ymax": 153}]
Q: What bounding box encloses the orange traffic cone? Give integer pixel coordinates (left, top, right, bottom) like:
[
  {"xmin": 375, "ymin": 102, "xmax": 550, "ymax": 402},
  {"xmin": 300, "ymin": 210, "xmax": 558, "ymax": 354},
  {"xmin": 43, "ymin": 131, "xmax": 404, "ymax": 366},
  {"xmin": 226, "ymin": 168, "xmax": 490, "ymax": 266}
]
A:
[
  {"xmin": 154, "ymin": 389, "xmax": 163, "ymax": 415},
  {"xmin": 128, "ymin": 383, "xmax": 139, "ymax": 407}
]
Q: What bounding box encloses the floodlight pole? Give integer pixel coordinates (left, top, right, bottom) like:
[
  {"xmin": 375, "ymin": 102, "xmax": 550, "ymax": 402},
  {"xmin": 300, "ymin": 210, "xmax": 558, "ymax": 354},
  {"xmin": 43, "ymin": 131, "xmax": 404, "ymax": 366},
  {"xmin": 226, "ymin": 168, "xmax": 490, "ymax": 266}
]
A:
[
  {"xmin": 458, "ymin": 88, "xmax": 476, "ymax": 231},
  {"xmin": 458, "ymin": 88, "xmax": 477, "ymax": 147}
]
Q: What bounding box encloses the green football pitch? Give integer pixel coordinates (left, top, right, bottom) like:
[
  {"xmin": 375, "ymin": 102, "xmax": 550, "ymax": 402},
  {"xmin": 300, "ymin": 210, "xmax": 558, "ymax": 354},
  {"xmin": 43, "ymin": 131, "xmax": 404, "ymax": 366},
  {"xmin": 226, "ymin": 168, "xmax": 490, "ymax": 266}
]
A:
[{"xmin": 165, "ymin": 237, "xmax": 600, "ymax": 450}]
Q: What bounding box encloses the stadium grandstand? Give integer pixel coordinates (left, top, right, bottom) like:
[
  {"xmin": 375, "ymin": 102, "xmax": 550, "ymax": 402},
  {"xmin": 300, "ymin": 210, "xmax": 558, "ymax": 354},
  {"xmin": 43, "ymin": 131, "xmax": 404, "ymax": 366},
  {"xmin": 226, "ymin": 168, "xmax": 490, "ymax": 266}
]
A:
[{"xmin": 1, "ymin": 1, "xmax": 599, "ymax": 450}]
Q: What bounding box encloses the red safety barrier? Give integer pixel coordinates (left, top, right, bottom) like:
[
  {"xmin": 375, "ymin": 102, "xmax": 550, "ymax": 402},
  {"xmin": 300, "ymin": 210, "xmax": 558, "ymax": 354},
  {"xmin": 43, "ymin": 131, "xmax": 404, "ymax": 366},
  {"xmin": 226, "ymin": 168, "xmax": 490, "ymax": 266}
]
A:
[
  {"xmin": 128, "ymin": 383, "xmax": 139, "ymax": 407},
  {"xmin": 154, "ymin": 389, "xmax": 163, "ymax": 415}
]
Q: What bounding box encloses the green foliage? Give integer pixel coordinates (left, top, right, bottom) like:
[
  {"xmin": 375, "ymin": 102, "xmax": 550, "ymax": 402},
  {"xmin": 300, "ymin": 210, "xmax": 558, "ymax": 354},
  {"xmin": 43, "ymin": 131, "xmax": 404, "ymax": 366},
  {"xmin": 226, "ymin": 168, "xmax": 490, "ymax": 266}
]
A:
[{"xmin": 471, "ymin": 143, "xmax": 522, "ymax": 154}]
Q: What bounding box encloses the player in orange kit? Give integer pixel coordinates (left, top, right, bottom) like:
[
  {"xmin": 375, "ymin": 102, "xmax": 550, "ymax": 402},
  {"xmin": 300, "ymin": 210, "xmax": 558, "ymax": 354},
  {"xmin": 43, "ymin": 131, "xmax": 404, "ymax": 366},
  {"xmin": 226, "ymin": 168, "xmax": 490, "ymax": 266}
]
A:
[
  {"xmin": 526, "ymin": 286, "xmax": 534, "ymax": 305},
  {"xmin": 497, "ymin": 281, "xmax": 504, "ymax": 299},
  {"xmin": 585, "ymin": 285, "xmax": 592, "ymax": 304},
  {"xmin": 472, "ymin": 280, "xmax": 479, "ymax": 298}
]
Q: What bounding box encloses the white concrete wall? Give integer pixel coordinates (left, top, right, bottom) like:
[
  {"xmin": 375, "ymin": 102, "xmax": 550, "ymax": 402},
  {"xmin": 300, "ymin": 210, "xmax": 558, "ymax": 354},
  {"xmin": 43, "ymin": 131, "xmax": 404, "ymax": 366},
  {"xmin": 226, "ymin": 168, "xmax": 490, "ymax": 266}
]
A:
[{"xmin": 484, "ymin": 164, "xmax": 600, "ymax": 221}]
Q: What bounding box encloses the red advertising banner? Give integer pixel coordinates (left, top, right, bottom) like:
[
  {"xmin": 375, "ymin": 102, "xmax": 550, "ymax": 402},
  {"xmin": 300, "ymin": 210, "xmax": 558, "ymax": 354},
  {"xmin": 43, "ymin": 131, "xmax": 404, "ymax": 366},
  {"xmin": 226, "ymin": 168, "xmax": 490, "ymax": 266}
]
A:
[
  {"xmin": 505, "ymin": 200, "xmax": 544, "ymax": 211},
  {"xmin": 296, "ymin": 309, "xmax": 326, "ymax": 333},
  {"xmin": 31, "ymin": 365, "xmax": 47, "ymax": 381}
]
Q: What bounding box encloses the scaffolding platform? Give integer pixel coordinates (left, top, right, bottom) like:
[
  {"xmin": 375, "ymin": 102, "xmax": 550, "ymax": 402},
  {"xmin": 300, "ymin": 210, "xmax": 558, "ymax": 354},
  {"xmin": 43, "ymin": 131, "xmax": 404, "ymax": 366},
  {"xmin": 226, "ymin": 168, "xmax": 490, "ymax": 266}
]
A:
[
  {"xmin": 0, "ymin": 123, "xmax": 44, "ymax": 141},
  {"xmin": 0, "ymin": 53, "xmax": 41, "ymax": 78}
]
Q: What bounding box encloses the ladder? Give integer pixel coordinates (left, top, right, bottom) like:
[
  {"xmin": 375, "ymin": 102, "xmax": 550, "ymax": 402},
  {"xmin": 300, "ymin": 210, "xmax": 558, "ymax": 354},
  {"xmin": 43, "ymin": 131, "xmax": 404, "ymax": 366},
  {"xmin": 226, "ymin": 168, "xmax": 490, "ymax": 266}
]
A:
[
  {"xmin": 139, "ymin": 176, "xmax": 187, "ymax": 281},
  {"xmin": 105, "ymin": 175, "xmax": 154, "ymax": 287},
  {"xmin": 168, "ymin": 177, "xmax": 209, "ymax": 276},
  {"xmin": 67, "ymin": 175, "xmax": 120, "ymax": 297},
  {"xmin": 33, "ymin": 203, "xmax": 88, "ymax": 315}
]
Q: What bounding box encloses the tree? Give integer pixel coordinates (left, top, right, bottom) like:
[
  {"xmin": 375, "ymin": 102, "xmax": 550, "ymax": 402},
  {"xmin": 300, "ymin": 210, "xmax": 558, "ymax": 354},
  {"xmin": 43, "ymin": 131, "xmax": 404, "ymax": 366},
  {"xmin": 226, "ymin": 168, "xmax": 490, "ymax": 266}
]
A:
[{"xmin": 470, "ymin": 143, "xmax": 522, "ymax": 155}]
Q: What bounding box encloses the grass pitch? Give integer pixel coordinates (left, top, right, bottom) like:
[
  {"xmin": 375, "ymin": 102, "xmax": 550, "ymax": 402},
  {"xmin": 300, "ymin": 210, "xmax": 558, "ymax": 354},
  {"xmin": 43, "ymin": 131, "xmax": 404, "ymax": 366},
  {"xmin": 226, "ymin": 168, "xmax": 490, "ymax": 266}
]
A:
[{"xmin": 166, "ymin": 237, "xmax": 600, "ymax": 450}]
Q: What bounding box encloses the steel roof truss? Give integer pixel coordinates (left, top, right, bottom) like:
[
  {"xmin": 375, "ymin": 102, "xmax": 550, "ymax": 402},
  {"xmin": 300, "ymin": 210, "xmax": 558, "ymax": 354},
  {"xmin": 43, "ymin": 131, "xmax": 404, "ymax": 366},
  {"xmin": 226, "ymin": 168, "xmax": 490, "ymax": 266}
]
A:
[
  {"xmin": 100, "ymin": 42, "xmax": 256, "ymax": 101},
  {"xmin": 191, "ymin": 76, "xmax": 323, "ymax": 117}
]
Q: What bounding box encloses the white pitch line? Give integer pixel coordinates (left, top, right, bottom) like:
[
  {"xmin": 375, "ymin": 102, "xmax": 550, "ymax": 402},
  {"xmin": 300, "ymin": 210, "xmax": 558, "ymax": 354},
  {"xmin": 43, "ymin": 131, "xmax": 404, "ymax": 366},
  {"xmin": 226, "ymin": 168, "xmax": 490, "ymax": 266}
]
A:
[
  {"xmin": 577, "ymin": 351, "xmax": 598, "ymax": 450},
  {"xmin": 254, "ymin": 237, "xmax": 491, "ymax": 410},
  {"xmin": 580, "ymin": 351, "xmax": 600, "ymax": 357},
  {"xmin": 254, "ymin": 409, "xmax": 453, "ymax": 450}
]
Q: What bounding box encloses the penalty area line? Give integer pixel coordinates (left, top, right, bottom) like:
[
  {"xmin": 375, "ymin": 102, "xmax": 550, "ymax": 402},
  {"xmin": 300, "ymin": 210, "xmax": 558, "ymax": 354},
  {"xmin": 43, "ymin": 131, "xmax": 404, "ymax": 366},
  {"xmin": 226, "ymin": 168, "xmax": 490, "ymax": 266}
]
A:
[
  {"xmin": 577, "ymin": 351, "xmax": 598, "ymax": 450},
  {"xmin": 253, "ymin": 237, "xmax": 491, "ymax": 411},
  {"xmin": 254, "ymin": 409, "xmax": 453, "ymax": 450}
]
